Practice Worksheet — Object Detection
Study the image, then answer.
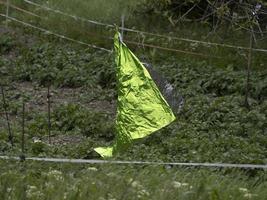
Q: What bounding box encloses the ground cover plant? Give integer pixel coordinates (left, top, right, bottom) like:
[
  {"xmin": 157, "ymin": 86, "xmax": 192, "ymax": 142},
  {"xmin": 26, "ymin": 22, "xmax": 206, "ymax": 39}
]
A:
[
  {"xmin": 1, "ymin": 159, "xmax": 267, "ymax": 200},
  {"xmin": 0, "ymin": 1, "xmax": 267, "ymax": 198},
  {"xmin": 0, "ymin": 27, "xmax": 266, "ymax": 162}
]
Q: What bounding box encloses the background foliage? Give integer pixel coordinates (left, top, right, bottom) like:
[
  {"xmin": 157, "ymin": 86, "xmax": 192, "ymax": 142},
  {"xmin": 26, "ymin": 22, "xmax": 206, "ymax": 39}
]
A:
[{"xmin": 0, "ymin": 0, "xmax": 267, "ymax": 199}]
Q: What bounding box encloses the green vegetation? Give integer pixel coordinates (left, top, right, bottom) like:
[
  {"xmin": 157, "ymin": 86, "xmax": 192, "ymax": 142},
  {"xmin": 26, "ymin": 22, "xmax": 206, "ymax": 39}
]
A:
[
  {"xmin": 0, "ymin": 0, "xmax": 267, "ymax": 199},
  {"xmin": 1, "ymin": 0, "xmax": 267, "ymax": 68},
  {"xmin": 0, "ymin": 28, "xmax": 266, "ymax": 162},
  {"xmin": 1, "ymin": 159, "xmax": 267, "ymax": 200}
]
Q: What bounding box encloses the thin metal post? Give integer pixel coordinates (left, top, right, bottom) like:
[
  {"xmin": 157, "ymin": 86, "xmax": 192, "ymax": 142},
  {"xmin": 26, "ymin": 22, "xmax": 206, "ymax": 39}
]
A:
[
  {"xmin": 121, "ymin": 14, "xmax": 125, "ymax": 41},
  {"xmin": 244, "ymin": 29, "xmax": 253, "ymax": 108},
  {"xmin": 47, "ymin": 85, "xmax": 51, "ymax": 144},
  {"xmin": 20, "ymin": 102, "xmax": 26, "ymax": 161},
  {"xmin": 5, "ymin": 0, "xmax": 10, "ymax": 27},
  {"xmin": 22, "ymin": 102, "xmax": 25, "ymax": 153},
  {"xmin": 1, "ymin": 85, "xmax": 13, "ymax": 146}
]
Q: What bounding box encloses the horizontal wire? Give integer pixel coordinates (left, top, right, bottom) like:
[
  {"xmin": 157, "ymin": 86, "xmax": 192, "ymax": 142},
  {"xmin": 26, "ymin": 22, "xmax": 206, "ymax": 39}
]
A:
[
  {"xmin": 124, "ymin": 39, "xmax": 220, "ymax": 58},
  {"xmin": 85, "ymin": 31, "xmax": 219, "ymax": 58},
  {"xmin": 0, "ymin": 0, "xmax": 41, "ymax": 18},
  {"xmin": 23, "ymin": 0, "xmax": 267, "ymax": 53},
  {"xmin": 0, "ymin": 14, "xmax": 112, "ymax": 52},
  {"xmin": 1, "ymin": 156, "xmax": 267, "ymax": 169},
  {"xmin": 3, "ymin": 2, "xmax": 219, "ymax": 59},
  {"xmin": 23, "ymin": 0, "xmax": 113, "ymax": 27}
]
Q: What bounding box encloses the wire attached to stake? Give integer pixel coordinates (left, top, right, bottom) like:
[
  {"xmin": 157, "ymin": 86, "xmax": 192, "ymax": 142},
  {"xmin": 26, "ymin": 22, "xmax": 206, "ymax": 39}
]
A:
[
  {"xmin": 23, "ymin": 0, "xmax": 267, "ymax": 53},
  {"xmin": 0, "ymin": 0, "xmax": 41, "ymax": 18},
  {"xmin": 0, "ymin": 14, "xmax": 112, "ymax": 52},
  {"xmin": 0, "ymin": 13, "xmax": 215, "ymax": 58},
  {"xmin": 121, "ymin": 14, "xmax": 125, "ymax": 42},
  {"xmin": 4, "ymin": 1, "xmax": 266, "ymax": 58},
  {"xmin": 5, "ymin": 0, "xmax": 10, "ymax": 27}
]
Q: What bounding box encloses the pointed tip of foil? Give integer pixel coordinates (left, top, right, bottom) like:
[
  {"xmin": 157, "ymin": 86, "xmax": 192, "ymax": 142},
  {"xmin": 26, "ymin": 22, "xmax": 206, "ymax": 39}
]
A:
[{"xmin": 94, "ymin": 146, "xmax": 114, "ymax": 158}]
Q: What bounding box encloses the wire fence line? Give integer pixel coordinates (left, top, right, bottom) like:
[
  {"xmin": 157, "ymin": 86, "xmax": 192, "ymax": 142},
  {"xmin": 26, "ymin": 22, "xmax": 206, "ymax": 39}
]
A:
[
  {"xmin": 0, "ymin": 14, "xmax": 112, "ymax": 52},
  {"xmin": 124, "ymin": 39, "xmax": 220, "ymax": 58},
  {"xmin": 23, "ymin": 0, "xmax": 267, "ymax": 53},
  {"xmin": 0, "ymin": 0, "xmax": 41, "ymax": 18},
  {"xmin": 3, "ymin": 0, "xmax": 267, "ymax": 57},
  {"xmin": 23, "ymin": 0, "xmax": 112, "ymax": 28},
  {"xmin": 0, "ymin": 12, "xmax": 218, "ymax": 59},
  {"xmin": 84, "ymin": 30, "xmax": 219, "ymax": 58},
  {"xmin": 3, "ymin": 0, "xmax": 218, "ymax": 58},
  {"xmin": 1, "ymin": 156, "xmax": 267, "ymax": 169}
]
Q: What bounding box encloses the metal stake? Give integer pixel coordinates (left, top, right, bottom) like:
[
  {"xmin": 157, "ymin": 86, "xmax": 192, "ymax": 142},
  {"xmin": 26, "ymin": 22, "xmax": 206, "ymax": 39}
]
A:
[
  {"xmin": 1, "ymin": 85, "xmax": 13, "ymax": 146},
  {"xmin": 5, "ymin": 0, "xmax": 10, "ymax": 27},
  {"xmin": 20, "ymin": 102, "xmax": 26, "ymax": 161},
  {"xmin": 244, "ymin": 29, "xmax": 253, "ymax": 108},
  {"xmin": 47, "ymin": 85, "xmax": 51, "ymax": 144},
  {"xmin": 121, "ymin": 14, "xmax": 125, "ymax": 41}
]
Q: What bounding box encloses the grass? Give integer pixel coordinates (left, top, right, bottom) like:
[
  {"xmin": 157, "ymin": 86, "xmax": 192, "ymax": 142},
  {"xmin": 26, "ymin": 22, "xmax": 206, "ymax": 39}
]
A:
[{"xmin": 1, "ymin": 159, "xmax": 267, "ymax": 200}]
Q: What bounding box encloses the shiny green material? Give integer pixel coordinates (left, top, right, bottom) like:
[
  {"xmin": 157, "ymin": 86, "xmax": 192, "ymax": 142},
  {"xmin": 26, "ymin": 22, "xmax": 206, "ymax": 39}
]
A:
[{"xmin": 94, "ymin": 32, "xmax": 176, "ymax": 158}]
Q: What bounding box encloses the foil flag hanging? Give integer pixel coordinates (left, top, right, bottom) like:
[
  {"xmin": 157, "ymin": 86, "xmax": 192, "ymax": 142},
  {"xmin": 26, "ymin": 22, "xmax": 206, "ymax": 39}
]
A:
[{"xmin": 94, "ymin": 32, "xmax": 176, "ymax": 158}]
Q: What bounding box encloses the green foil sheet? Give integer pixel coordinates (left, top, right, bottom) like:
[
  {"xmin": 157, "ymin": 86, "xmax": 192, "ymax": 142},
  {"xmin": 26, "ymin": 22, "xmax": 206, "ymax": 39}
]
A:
[{"xmin": 94, "ymin": 32, "xmax": 176, "ymax": 158}]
